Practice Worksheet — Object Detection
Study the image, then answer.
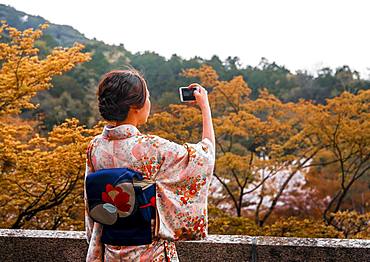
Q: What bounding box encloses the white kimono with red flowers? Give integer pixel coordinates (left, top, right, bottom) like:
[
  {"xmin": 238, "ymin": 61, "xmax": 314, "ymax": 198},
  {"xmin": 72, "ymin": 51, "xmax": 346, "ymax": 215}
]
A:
[{"xmin": 84, "ymin": 124, "xmax": 215, "ymax": 261}]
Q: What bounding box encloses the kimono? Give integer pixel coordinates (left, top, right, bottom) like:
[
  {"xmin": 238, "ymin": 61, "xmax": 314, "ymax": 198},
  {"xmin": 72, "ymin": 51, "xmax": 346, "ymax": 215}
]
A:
[{"xmin": 84, "ymin": 124, "xmax": 215, "ymax": 261}]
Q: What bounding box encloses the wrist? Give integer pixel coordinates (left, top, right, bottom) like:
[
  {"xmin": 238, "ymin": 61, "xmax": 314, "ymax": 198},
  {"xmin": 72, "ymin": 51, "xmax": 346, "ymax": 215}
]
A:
[
  {"xmin": 200, "ymin": 107, "xmax": 211, "ymax": 114},
  {"xmin": 200, "ymin": 102, "xmax": 211, "ymax": 112}
]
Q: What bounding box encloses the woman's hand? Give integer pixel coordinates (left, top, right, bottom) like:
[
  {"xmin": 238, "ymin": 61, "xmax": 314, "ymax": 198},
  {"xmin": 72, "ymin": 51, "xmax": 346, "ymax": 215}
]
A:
[{"xmin": 188, "ymin": 83, "xmax": 210, "ymax": 111}]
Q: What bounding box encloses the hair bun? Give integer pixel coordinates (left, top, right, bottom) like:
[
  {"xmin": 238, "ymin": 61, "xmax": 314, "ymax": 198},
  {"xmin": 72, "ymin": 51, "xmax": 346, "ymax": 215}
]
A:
[
  {"xmin": 98, "ymin": 96, "xmax": 130, "ymax": 121},
  {"xmin": 96, "ymin": 69, "xmax": 147, "ymax": 122}
]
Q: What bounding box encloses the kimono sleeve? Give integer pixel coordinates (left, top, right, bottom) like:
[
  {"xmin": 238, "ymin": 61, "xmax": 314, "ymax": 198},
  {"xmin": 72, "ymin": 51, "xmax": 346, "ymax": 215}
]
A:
[
  {"xmin": 153, "ymin": 136, "xmax": 215, "ymax": 241},
  {"xmin": 84, "ymin": 140, "xmax": 104, "ymax": 262},
  {"xmin": 84, "ymin": 162, "xmax": 94, "ymax": 244}
]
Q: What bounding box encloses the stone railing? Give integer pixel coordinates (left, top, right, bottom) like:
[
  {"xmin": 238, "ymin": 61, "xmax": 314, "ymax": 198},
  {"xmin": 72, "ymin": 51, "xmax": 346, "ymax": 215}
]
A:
[{"xmin": 0, "ymin": 229, "xmax": 369, "ymax": 261}]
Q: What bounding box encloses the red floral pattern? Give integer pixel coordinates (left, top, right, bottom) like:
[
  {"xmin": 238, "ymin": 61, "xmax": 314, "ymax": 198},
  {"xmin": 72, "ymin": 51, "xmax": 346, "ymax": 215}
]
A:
[
  {"xmin": 101, "ymin": 184, "xmax": 131, "ymax": 212},
  {"xmin": 176, "ymin": 174, "xmax": 207, "ymax": 206}
]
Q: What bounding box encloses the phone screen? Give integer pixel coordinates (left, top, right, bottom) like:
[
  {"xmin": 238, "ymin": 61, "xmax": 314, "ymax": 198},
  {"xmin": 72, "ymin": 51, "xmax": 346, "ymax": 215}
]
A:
[{"xmin": 180, "ymin": 88, "xmax": 196, "ymax": 101}]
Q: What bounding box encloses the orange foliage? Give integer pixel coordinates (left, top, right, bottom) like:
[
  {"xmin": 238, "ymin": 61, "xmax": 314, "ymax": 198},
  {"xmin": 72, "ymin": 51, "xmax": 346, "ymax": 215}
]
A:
[
  {"xmin": 0, "ymin": 22, "xmax": 95, "ymax": 229},
  {"xmin": 0, "ymin": 22, "xmax": 91, "ymax": 115},
  {"xmin": 151, "ymin": 65, "xmax": 369, "ymax": 238}
]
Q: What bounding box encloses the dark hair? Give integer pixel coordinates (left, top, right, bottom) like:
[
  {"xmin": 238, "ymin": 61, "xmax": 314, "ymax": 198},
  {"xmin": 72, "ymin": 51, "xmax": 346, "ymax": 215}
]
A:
[{"xmin": 97, "ymin": 69, "xmax": 147, "ymax": 121}]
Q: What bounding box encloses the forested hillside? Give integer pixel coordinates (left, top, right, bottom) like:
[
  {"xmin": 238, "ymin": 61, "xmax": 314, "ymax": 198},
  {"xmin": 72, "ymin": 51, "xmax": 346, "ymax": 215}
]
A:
[{"xmin": 1, "ymin": 4, "xmax": 368, "ymax": 130}]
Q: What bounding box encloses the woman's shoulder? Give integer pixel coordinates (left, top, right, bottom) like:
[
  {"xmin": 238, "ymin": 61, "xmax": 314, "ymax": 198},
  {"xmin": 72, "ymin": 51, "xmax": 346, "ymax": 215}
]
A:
[
  {"xmin": 135, "ymin": 134, "xmax": 196, "ymax": 159},
  {"xmin": 137, "ymin": 133, "xmax": 182, "ymax": 149},
  {"xmin": 137, "ymin": 133, "xmax": 214, "ymax": 154}
]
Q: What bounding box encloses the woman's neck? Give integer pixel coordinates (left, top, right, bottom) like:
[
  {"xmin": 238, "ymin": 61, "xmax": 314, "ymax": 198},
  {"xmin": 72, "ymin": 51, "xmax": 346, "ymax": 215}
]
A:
[{"xmin": 111, "ymin": 119, "xmax": 138, "ymax": 127}]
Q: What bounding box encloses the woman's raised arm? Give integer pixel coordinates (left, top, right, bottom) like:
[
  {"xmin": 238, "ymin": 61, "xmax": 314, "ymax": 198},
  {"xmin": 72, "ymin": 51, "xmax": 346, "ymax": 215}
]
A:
[{"xmin": 188, "ymin": 83, "xmax": 215, "ymax": 151}]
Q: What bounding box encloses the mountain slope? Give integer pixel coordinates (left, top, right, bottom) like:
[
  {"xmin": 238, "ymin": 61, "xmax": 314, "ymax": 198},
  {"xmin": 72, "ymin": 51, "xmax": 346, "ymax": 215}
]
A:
[{"xmin": 0, "ymin": 3, "xmax": 89, "ymax": 46}]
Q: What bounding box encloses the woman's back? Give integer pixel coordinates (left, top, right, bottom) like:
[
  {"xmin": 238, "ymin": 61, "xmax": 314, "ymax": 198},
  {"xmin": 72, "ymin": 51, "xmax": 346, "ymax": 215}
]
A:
[{"xmin": 85, "ymin": 124, "xmax": 214, "ymax": 261}]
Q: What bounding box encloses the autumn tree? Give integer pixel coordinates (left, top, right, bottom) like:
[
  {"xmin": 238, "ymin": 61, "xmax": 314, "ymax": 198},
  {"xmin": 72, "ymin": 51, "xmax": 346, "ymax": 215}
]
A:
[
  {"xmin": 0, "ymin": 22, "xmax": 98, "ymax": 229},
  {"xmin": 301, "ymin": 90, "xmax": 370, "ymax": 225}
]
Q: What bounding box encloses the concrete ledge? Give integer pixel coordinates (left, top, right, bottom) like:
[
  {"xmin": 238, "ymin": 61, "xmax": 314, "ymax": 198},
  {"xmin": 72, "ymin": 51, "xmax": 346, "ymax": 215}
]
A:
[{"xmin": 0, "ymin": 229, "xmax": 369, "ymax": 261}]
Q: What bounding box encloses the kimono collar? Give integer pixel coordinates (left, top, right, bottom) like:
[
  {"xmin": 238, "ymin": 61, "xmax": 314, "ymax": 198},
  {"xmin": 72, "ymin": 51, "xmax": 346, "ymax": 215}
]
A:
[{"xmin": 102, "ymin": 124, "xmax": 141, "ymax": 140}]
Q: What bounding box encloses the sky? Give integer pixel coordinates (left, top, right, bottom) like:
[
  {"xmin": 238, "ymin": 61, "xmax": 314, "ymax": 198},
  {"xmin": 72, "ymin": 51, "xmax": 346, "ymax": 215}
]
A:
[{"xmin": 2, "ymin": 0, "xmax": 370, "ymax": 78}]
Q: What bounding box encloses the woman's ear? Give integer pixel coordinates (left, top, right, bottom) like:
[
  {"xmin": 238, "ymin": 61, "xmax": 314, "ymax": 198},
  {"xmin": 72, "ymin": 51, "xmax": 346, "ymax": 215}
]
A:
[{"xmin": 128, "ymin": 106, "xmax": 139, "ymax": 114}]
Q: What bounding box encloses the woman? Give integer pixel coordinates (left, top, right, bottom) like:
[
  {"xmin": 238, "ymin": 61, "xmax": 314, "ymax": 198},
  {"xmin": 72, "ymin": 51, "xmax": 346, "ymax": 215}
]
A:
[{"xmin": 85, "ymin": 69, "xmax": 215, "ymax": 261}]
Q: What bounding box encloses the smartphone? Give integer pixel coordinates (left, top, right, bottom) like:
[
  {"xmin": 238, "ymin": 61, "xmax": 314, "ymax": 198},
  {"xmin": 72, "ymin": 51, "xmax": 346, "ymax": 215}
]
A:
[{"xmin": 179, "ymin": 86, "xmax": 198, "ymax": 102}]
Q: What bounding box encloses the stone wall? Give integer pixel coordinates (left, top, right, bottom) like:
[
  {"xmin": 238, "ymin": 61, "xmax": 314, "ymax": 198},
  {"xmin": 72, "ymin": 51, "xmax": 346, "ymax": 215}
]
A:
[{"xmin": 0, "ymin": 229, "xmax": 369, "ymax": 261}]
